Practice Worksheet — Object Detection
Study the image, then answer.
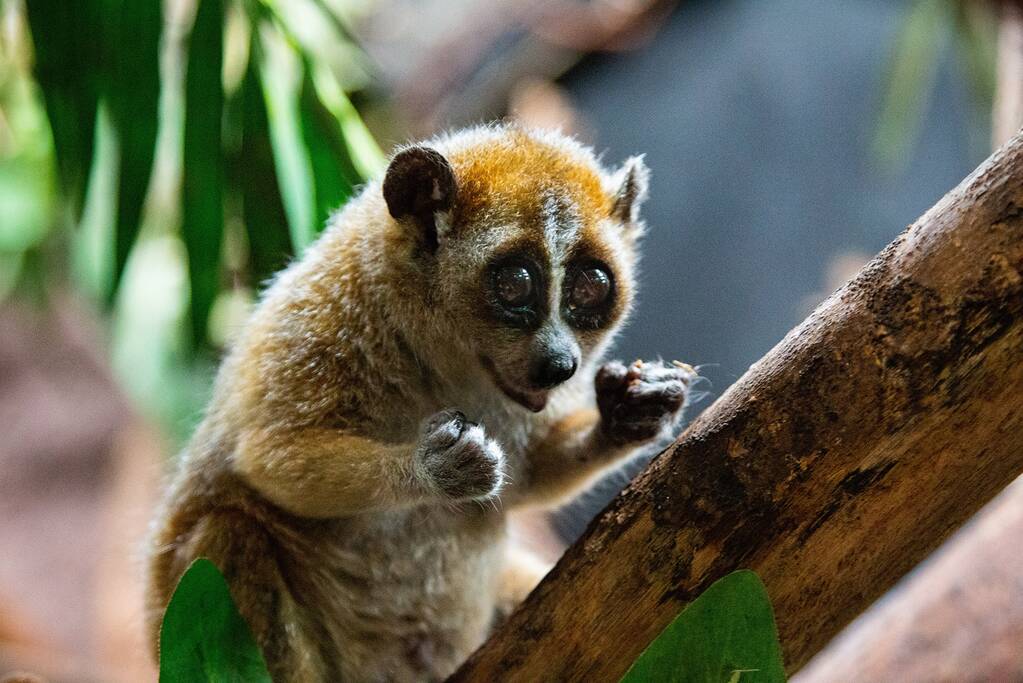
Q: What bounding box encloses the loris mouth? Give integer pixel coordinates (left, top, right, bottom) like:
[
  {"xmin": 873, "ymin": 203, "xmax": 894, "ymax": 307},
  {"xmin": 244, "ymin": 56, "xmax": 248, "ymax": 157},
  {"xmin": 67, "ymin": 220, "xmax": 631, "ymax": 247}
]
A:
[{"xmin": 479, "ymin": 355, "xmax": 548, "ymax": 413}]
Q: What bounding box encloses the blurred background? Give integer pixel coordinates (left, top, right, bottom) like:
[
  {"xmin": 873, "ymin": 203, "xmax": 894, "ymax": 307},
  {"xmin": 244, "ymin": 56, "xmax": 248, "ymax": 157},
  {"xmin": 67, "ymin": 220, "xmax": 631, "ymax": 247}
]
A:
[{"xmin": 1, "ymin": 0, "xmax": 1021, "ymax": 680}]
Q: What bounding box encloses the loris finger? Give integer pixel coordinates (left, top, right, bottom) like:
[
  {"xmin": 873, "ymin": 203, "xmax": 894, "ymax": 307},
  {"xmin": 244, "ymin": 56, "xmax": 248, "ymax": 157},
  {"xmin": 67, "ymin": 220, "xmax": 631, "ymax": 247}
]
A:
[{"xmin": 624, "ymin": 382, "xmax": 687, "ymax": 411}]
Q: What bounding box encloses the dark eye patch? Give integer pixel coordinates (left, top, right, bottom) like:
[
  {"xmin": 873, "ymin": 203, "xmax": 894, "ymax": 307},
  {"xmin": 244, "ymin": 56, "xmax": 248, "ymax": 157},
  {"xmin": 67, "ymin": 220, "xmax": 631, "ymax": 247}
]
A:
[
  {"xmin": 563, "ymin": 259, "xmax": 616, "ymax": 330},
  {"xmin": 569, "ymin": 267, "xmax": 612, "ymax": 310},
  {"xmin": 484, "ymin": 253, "xmax": 548, "ymax": 330},
  {"xmin": 494, "ymin": 264, "xmax": 534, "ymax": 308}
]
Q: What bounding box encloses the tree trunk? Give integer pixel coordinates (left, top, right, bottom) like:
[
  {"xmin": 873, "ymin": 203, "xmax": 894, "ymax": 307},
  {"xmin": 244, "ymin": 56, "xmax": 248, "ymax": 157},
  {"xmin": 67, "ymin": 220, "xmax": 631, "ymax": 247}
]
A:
[{"xmin": 450, "ymin": 130, "xmax": 1023, "ymax": 681}]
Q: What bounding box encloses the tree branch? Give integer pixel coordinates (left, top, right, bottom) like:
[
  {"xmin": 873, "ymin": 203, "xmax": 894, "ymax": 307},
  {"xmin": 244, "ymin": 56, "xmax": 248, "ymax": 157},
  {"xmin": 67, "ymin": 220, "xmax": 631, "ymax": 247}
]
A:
[{"xmin": 450, "ymin": 129, "xmax": 1023, "ymax": 681}]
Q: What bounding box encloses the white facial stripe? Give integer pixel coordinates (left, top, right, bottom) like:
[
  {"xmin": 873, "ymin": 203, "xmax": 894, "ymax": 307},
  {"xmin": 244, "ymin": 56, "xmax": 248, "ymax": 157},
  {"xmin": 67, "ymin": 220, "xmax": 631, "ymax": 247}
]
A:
[
  {"xmin": 542, "ymin": 192, "xmax": 581, "ymax": 261},
  {"xmin": 540, "ymin": 191, "xmax": 583, "ymax": 323}
]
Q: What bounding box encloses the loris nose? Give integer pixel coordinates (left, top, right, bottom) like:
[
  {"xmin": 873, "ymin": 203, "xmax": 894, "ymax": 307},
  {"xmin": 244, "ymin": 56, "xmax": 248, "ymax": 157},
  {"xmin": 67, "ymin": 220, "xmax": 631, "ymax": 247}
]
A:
[{"xmin": 530, "ymin": 353, "xmax": 578, "ymax": 389}]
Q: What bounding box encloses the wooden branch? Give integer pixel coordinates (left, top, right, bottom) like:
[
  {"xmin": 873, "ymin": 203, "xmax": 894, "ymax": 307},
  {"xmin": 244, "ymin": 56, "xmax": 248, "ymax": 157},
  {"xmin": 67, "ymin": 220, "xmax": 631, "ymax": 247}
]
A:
[
  {"xmin": 795, "ymin": 478, "xmax": 1023, "ymax": 681},
  {"xmin": 451, "ymin": 130, "xmax": 1023, "ymax": 681}
]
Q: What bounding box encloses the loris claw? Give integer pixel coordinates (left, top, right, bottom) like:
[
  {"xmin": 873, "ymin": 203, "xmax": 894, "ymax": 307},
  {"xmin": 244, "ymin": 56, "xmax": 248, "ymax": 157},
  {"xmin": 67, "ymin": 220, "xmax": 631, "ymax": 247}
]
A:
[{"xmin": 595, "ymin": 359, "xmax": 696, "ymax": 444}]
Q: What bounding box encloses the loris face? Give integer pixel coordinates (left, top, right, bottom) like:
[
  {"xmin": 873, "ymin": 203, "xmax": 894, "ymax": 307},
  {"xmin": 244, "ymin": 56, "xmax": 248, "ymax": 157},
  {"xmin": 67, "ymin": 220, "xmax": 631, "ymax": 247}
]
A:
[{"xmin": 383, "ymin": 126, "xmax": 648, "ymax": 412}]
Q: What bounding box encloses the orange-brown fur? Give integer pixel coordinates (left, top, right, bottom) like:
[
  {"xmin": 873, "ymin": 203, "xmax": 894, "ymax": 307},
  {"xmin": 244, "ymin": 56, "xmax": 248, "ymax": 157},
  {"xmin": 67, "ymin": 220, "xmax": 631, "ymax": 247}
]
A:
[{"xmin": 145, "ymin": 124, "xmax": 691, "ymax": 682}]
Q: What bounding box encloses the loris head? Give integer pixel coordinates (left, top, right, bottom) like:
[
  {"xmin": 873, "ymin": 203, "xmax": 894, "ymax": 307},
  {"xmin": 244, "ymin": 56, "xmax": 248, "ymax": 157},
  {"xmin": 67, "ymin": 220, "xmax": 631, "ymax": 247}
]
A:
[{"xmin": 382, "ymin": 125, "xmax": 648, "ymax": 412}]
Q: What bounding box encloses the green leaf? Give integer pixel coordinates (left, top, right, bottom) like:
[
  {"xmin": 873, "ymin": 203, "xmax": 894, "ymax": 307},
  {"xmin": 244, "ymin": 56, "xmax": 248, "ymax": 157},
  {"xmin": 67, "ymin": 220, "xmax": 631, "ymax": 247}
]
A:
[
  {"xmin": 873, "ymin": 0, "xmax": 953, "ymax": 169},
  {"xmin": 235, "ymin": 46, "xmax": 293, "ymax": 286},
  {"xmin": 26, "ymin": 0, "xmax": 161, "ymax": 300},
  {"xmin": 953, "ymin": 0, "xmax": 996, "ymax": 108},
  {"xmin": 310, "ymin": 64, "xmax": 385, "ymax": 180},
  {"xmin": 620, "ymin": 570, "xmax": 786, "ymax": 683},
  {"xmin": 181, "ymin": 0, "xmax": 226, "ymax": 349},
  {"xmin": 256, "ymin": 0, "xmax": 373, "ymax": 94},
  {"xmin": 74, "ymin": 101, "xmax": 119, "ymax": 301},
  {"xmin": 0, "ymin": 142, "xmax": 55, "ymax": 254},
  {"xmin": 24, "ymin": 0, "xmax": 102, "ymax": 214},
  {"xmin": 257, "ymin": 24, "xmax": 317, "ymax": 253},
  {"xmin": 104, "ymin": 0, "xmax": 163, "ymax": 301},
  {"xmin": 159, "ymin": 558, "xmax": 272, "ymax": 683},
  {"xmin": 952, "ymin": 0, "xmax": 997, "ymax": 158},
  {"xmin": 299, "ymin": 67, "xmax": 358, "ymax": 232}
]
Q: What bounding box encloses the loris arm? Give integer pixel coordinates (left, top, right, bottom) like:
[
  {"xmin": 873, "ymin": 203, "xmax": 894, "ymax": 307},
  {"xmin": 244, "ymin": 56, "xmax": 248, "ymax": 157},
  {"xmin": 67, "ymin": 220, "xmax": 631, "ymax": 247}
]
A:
[
  {"xmin": 510, "ymin": 360, "xmax": 695, "ymax": 509},
  {"xmin": 234, "ymin": 409, "xmax": 505, "ymax": 518}
]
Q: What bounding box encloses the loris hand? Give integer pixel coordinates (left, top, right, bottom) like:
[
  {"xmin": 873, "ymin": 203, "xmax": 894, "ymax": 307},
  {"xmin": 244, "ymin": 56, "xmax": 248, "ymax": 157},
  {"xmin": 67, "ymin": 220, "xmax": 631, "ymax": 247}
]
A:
[
  {"xmin": 595, "ymin": 359, "xmax": 696, "ymax": 444},
  {"xmin": 415, "ymin": 409, "xmax": 506, "ymax": 502}
]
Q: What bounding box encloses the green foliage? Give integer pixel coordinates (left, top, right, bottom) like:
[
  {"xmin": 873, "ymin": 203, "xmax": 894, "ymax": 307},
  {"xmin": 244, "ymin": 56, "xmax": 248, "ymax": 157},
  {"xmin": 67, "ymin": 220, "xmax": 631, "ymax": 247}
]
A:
[
  {"xmin": 875, "ymin": 0, "xmax": 997, "ymax": 169},
  {"xmin": 105, "ymin": 0, "xmax": 163, "ymax": 301},
  {"xmin": 620, "ymin": 570, "xmax": 786, "ymax": 683},
  {"xmin": 159, "ymin": 565, "xmax": 783, "ymax": 682},
  {"xmin": 257, "ymin": 24, "xmax": 318, "ymax": 253},
  {"xmin": 182, "ymin": 0, "xmax": 226, "ymax": 349},
  {"xmin": 159, "ymin": 558, "xmax": 272, "ymax": 683},
  {"xmin": 300, "ymin": 68, "xmax": 362, "ymax": 237},
  {"xmin": 3, "ymin": 0, "xmax": 384, "ymax": 438},
  {"xmin": 156, "ymin": 561, "xmax": 784, "ymax": 680},
  {"xmin": 25, "ymin": 0, "xmax": 162, "ymax": 298},
  {"xmin": 234, "ymin": 43, "xmax": 293, "ymax": 287},
  {"xmin": 21, "ymin": 0, "xmax": 100, "ymax": 215}
]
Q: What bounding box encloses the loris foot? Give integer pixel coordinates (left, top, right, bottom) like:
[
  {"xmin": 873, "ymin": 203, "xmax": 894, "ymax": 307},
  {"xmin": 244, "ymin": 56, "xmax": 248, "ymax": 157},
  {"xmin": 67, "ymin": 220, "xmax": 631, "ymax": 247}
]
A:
[
  {"xmin": 416, "ymin": 409, "xmax": 506, "ymax": 502},
  {"xmin": 596, "ymin": 359, "xmax": 696, "ymax": 444}
]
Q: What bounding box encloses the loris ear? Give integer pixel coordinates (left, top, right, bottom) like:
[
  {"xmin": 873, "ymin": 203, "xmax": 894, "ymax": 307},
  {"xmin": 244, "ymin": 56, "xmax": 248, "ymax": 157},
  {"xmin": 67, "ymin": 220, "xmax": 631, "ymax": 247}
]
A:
[
  {"xmin": 383, "ymin": 146, "xmax": 457, "ymax": 252},
  {"xmin": 610, "ymin": 155, "xmax": 650, "ymax": 225}
]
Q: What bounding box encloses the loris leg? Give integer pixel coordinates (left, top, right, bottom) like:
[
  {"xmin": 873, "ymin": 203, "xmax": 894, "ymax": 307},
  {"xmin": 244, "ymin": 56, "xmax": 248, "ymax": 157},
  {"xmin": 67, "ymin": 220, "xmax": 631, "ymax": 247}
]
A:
[
  {"xmin": 494, "ymin": 545, "xmax": 552, "ymax": 626},
  {"xmin": 154, "ymin": 508, "xmax": 330, "ymax": 682}
]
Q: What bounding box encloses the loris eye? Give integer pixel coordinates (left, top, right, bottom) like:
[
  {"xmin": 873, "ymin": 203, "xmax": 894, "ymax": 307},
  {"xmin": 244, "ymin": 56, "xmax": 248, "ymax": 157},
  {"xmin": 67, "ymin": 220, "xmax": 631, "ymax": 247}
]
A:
[
  {"xmin": 569, "ymin": 267, "xmax": 612, "ymax": 309},
  {"xmin": 494, "ymin": 265, "xmax": 534, "ymax": 308}
]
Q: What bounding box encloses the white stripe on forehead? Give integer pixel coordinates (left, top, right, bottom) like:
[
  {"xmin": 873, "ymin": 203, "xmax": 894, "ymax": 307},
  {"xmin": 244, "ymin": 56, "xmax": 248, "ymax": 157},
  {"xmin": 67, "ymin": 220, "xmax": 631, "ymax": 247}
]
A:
[{"xmin": 542, "ymin": 190, "xmax": 582, "ymax": 260}]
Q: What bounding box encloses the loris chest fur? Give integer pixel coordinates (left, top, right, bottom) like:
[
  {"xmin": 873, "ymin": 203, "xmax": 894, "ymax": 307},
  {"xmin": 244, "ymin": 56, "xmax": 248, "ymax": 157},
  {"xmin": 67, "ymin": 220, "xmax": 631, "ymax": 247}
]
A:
[{"xmin": 145, "ymin": 123, "xmax": 695, "ymax": 682}]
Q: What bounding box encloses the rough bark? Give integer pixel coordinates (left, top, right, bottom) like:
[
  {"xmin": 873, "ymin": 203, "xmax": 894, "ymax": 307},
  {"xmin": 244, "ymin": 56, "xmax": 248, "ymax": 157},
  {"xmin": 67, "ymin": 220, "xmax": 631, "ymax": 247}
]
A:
[
  {"xmin": 450, "ymin": 130, "xmax": 1023, "ymax": 681},
  {"xmin": 794, "ymin": 477, "xmax": 1023, "ymax": 682},
  {"xmin": 791, "ymin": 7, "xmax": 1023, "ymax": 679}
]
